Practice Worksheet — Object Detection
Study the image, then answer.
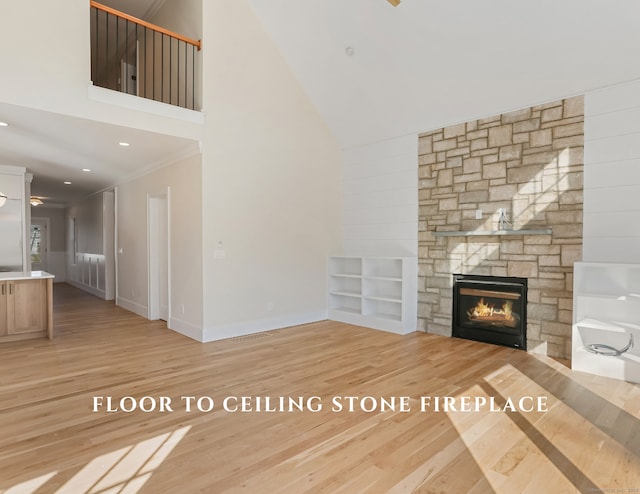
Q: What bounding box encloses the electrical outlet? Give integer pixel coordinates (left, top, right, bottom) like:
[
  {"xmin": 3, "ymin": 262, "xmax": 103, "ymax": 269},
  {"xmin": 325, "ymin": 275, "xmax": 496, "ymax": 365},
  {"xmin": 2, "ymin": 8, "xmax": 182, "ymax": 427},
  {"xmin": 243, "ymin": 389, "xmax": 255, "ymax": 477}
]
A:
[
  {"xmin": 267, "ymin": 302, "xmax": 274, "ymax": 312},
  {"xmin": 475, "ymin": 209, "xmax": 483, "ymax": 219}
]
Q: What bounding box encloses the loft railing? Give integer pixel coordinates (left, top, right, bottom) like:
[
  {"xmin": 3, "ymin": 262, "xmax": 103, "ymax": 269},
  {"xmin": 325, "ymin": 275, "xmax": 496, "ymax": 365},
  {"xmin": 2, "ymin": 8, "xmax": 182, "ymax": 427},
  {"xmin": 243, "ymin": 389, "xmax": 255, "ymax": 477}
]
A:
[{"xmin": 90, "ymin": 1, "xmax": 201, "ymax": 110}]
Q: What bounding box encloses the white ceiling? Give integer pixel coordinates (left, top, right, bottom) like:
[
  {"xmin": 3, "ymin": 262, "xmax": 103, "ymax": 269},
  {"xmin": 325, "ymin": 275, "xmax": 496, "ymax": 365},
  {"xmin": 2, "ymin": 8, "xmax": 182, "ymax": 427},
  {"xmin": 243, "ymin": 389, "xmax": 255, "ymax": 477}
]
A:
[
  {"xmin": 0, "ymin": 102, "xmax": 198, "ymax": 206},
  {"xmin": 247, "ymin": 0, "xmax": 640, "ymax": 148},
  {"xmin": 4, "ymin": 0, "xmax": 640, "ymax": 206}
]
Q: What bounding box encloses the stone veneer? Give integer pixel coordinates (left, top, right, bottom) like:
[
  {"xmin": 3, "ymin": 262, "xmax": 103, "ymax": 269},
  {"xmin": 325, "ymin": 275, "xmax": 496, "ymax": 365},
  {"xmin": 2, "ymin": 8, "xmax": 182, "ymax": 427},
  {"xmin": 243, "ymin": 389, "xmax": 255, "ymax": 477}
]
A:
[{"xmin": 418, "ymin": 96, "xmax": 584, "ymax": 359}]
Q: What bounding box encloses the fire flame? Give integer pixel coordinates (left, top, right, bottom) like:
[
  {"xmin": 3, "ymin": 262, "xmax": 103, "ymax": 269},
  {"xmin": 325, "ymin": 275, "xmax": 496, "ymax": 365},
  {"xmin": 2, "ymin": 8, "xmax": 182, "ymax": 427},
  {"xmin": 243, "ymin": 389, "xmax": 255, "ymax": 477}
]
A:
[{"xmin": 468, "ymin": 298, "xmax": 514, "ymax": 321}]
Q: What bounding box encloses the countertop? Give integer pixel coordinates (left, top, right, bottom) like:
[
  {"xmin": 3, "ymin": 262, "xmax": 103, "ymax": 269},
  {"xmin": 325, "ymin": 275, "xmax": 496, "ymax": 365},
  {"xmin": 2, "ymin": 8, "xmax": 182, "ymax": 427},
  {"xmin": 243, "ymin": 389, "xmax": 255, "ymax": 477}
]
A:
[{"xmin": 0, "ymin": 271, "xmax": 55, "ymax": 281}]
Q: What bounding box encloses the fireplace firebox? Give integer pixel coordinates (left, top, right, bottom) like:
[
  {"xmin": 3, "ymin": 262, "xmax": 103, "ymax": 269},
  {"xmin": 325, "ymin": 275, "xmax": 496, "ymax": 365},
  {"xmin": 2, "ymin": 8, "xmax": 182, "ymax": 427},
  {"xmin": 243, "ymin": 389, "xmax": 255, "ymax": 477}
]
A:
[{"xmin": 452, "ymin": 274, "xmax": 527, "ymax": 350}]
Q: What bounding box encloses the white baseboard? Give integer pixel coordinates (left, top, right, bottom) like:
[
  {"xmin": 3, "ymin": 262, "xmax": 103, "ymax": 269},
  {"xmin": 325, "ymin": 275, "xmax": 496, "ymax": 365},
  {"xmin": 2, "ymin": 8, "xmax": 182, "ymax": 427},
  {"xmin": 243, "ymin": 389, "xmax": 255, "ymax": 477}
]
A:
[
  {"xmin": 202, "ymin": 310, "xmax": 328, "ymax": 343},
  {"xmin": 168, "ymin": 316, "xmax": 203, "ymax": 342},
  {"xmin": 116, "ymin": 296, "xmax": 148, "ymax": 318},
  {"xmin": 67, "ymin": 279, "xmax": 106, "ymax": 300}
]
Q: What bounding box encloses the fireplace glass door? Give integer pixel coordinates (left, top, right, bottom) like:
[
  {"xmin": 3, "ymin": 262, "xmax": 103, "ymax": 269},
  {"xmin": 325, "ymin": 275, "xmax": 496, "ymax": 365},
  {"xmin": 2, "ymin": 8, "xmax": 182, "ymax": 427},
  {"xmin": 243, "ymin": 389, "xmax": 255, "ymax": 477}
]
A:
[{"xmin": 452, "ymin": 274, "xmax": 527, "ymax": 349}]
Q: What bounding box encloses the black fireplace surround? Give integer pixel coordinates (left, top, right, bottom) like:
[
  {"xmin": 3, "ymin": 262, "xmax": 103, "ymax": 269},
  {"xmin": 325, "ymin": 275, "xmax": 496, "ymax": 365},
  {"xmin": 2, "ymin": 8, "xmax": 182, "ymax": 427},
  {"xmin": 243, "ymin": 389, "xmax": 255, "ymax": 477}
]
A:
[{"xmin": 452, "ymin": 274, "xmax": 527, "ymax": 350}]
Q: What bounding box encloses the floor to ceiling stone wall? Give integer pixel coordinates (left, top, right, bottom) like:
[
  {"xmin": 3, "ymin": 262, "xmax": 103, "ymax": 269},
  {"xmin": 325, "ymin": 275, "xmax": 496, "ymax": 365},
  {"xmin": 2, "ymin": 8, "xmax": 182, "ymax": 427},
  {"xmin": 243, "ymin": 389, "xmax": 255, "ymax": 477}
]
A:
[{"xmin": 418, "ymin": 96, "xmax": 584, "ymax": 359}]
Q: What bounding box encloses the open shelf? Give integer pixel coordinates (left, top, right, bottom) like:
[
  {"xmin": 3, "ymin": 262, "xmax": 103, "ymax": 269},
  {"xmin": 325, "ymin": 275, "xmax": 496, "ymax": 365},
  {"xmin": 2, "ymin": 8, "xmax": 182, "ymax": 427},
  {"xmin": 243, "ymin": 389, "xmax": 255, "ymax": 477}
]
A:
[
  {"xmin": 330, "ymin": 306, "xmax": 360, "ymax": 315},
  {"xmin": 328, "ymin": 256, "xmax": 416, "ymax": 335},
  {"xmin": 330, "ymin": 290, "xmax": 361, "ymax": 298},
  {"xmin": 364, "ymin": 295, "xmax": 403, "ymax": 303}
]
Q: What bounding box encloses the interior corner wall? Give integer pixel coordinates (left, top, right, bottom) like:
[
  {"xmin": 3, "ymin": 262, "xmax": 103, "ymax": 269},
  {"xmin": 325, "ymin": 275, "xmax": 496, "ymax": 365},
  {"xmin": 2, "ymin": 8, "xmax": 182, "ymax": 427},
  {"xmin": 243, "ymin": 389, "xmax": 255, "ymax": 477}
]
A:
[
  {"xmin": 115, "ymin": 153, "xmax": 203, "ymax": 337},
  {"xmin": 342, "ymin": 135, "xmax": 418, "ymax": 257},
  {"xmin": 200, "ymin": 0, "xmax": 342, "ymax": 341},
  {"xmin": 584, "ymin": 79, "xmax": 640, "ymax": 263}
]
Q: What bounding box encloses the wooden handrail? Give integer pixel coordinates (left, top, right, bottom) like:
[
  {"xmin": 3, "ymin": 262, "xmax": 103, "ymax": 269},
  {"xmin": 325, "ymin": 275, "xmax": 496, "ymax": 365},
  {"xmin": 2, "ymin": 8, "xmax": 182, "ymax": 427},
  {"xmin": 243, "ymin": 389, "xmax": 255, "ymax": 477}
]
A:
[{"xmin": 90, "ymin": 0, "xmax": 201, "ymax": 50}]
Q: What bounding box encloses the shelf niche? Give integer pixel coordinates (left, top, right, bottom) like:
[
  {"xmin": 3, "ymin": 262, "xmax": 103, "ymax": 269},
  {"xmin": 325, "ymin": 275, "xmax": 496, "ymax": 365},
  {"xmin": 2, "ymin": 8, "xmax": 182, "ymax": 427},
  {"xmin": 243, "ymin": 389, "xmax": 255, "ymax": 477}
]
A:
[{"xmin": 328, "ymin": 256, "xmax": 417, "ymax": 335}]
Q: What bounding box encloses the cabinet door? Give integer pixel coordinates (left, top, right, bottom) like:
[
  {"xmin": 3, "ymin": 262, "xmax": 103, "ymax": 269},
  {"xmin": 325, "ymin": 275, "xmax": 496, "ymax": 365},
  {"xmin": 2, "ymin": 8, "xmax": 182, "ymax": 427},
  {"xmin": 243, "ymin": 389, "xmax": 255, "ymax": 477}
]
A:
[
  {"xmin": 7, "ymin": 280, "xmax": 47, "ymax": 335},
  {"xmin": 0, "ymin": 282, "xmax": 7, "ymax": 337}
]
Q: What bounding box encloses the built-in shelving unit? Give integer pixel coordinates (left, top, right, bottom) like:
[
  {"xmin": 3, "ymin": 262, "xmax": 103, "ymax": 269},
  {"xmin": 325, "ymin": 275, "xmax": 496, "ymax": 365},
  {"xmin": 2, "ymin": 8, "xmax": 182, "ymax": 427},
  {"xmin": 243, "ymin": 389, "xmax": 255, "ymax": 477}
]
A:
[
  {"xmin": 432, "ymin": 228, "xmax": 552, "ymax": 237},
  {"xmin": 328, "ymin": 256, "xmax": 417, "ymax": 335},
  {"xmin": 572, "ymin": 262, "xmax": 640, "ymax": 384}
]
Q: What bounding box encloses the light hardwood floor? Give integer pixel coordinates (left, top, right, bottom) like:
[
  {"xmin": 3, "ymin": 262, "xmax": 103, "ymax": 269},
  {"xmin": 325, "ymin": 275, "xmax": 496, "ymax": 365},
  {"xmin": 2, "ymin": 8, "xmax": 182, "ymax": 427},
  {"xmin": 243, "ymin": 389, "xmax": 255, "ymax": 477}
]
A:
[{"xmin": 1, "ymin": 283, "xmax": 639, "ymax": 493}]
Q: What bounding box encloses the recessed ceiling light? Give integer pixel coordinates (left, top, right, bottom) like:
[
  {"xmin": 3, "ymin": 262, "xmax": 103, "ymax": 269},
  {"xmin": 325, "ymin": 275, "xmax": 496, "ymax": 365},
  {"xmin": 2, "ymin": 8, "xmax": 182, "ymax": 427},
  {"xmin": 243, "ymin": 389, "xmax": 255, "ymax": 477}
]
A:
[
  {"xmin": 119, "ymin": 142, "xmax": 130, "ymax": 147},
  {"xmin": 82, "ymin": 168, "xmax": 91, "ymax": 172},
  {"xmin": 0, "ymin": 121, "xmax": 8, "ymax": 127},
  {"xmin": 64, "ymin": 181, "xmax": 72, "ymax": 185}
]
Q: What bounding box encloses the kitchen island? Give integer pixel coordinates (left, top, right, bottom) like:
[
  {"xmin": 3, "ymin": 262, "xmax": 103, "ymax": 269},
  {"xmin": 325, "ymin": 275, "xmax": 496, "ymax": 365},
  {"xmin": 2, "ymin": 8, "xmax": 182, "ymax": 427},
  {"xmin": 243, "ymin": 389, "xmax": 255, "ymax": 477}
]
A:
[{"xmin": 0, "ymin": 271, "xmax": 54, "ymax": 341}]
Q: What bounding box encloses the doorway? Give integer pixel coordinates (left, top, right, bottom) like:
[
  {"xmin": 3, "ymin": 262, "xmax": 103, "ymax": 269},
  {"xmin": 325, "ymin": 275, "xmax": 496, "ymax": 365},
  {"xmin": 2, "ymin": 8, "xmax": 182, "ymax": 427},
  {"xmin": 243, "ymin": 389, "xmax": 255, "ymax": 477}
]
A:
[
  {"xmin": 30, "ymin": 218, "xmax": 50, "ymax": 272},
  {"xmin": 148, "ymin": 193, "xmax": 169, "ymax": 322}
]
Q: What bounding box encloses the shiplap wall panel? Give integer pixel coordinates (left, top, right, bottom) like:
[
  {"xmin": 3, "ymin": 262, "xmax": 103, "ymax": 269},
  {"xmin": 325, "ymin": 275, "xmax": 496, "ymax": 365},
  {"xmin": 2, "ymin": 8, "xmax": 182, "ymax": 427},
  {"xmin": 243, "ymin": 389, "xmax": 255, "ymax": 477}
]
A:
[
  {"xmin": 583, "ymin": 160, "xmax": 640, "ymax": 189},
  {"xmin": 584, "ymin": 133, "xmax": 640, "ymax": 163},
  {"xmin": 586, "ymin": 81, "xmax": 640, "ymax": 115},
  {"xmin": 341, "ymin": 134, "xmax": 417, "ymax": 256},
  {"xmin": 584, "ymin": 79, "xmax": 640, "ymax": 263},
  {"xmin": 583, "ymin": 210, "xmax": 640, "ymax": 236},
  {"xmin": 585, "ymin": 106, "xmax": 640, "ymax": 139}
]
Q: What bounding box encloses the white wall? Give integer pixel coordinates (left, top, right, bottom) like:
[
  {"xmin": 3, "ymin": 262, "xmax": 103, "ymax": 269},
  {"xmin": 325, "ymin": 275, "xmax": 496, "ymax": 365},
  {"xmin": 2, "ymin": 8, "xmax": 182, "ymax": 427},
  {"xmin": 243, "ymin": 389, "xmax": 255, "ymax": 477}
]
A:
[
  {"xmin": 116, "ymin": 153, "xmax": 203, "ymax": 336},
  {"xmin": 342, "ymin": 135, "xmax": 418, "ymax": 257},
  {"xmin": 31, "ymin": 207, "xmax": 66, "ymax": 282},
  {"xmin": 200, "ymin": 0, "xmax": 342, "ymax": 341},
  {"xmin": 584, "ymin": 79, "xmax": 640, "ymax": 263},
  {"xmin": 73, "ymin": 194, "xmax": 104, "ymax": 254}
]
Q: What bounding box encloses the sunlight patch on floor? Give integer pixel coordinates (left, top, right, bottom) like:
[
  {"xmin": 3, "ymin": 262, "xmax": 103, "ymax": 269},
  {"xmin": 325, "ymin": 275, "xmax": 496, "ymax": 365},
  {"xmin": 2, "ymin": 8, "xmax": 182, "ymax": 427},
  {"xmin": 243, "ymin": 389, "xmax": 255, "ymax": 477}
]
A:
[
  {"xmin": 1, "ymin": 472, "xmax": 57, "ymax": 494},
  {"xmin": 2, "ymin": 426, "xmax": 190, "ymax": 494}
]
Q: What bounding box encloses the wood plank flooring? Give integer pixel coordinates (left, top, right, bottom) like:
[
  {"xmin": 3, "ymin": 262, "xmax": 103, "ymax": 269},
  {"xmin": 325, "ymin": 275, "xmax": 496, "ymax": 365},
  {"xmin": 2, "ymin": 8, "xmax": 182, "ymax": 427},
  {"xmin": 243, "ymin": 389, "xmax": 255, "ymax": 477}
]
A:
[{"xmin": 0, "ymin": 283, "xmax": 639, "ymax": 493}]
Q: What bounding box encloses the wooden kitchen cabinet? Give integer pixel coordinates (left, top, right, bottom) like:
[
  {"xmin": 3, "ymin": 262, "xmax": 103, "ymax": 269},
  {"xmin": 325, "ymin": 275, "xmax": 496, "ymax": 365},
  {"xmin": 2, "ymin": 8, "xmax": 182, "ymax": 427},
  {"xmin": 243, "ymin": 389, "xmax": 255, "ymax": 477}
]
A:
[
  {"xmin": 0, "ymin": 275, "xmax": 54, "ymax": 342},
  {"xmin": 0, "ymin": 282, "xmax": 6, "ymax": 337}
]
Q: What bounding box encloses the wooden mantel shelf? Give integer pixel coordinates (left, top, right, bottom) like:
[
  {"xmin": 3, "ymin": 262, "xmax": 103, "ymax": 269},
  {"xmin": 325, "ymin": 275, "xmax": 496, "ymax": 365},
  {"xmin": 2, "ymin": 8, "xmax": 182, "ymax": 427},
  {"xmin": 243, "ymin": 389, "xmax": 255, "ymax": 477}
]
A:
[{"xmin": 432, "ymin": 228, "xmax": 552, "ymax": 237}]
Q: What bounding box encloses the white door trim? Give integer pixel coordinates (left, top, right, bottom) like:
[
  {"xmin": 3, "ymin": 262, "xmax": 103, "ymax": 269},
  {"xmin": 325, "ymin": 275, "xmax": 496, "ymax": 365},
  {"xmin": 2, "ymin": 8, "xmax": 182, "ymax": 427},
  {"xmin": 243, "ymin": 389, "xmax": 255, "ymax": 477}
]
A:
[{"xmin": 30, "ymin": 217, "xmax": 50, "ymax": 273}]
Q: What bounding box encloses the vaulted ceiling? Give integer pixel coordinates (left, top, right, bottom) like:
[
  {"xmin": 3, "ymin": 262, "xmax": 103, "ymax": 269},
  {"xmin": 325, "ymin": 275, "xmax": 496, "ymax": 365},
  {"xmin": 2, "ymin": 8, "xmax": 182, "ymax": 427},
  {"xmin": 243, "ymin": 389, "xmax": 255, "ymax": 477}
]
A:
[
  {"xmin": 247, "ymin": 0, "xmax": 640, "ymax": 148},
  {"xmin": 3, "ymin": 0, "xmax": 640, "ymax": 205}
]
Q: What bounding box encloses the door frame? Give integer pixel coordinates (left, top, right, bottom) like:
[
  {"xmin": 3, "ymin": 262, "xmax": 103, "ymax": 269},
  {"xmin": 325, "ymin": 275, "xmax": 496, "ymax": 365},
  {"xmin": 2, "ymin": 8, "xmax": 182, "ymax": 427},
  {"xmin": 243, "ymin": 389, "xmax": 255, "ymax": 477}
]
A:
[{"xmin": 30, "ymin": 217, "xmax": 50, "ymax": 273}]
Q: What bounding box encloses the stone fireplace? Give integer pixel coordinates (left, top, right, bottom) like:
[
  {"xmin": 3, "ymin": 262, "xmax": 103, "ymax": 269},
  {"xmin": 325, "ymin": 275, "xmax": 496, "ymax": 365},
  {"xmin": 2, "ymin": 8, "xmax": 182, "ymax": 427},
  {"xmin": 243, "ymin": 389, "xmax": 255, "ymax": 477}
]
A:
[{"xmin": 418, "ymin": 96, "xmax": 584, "ymax": 359}]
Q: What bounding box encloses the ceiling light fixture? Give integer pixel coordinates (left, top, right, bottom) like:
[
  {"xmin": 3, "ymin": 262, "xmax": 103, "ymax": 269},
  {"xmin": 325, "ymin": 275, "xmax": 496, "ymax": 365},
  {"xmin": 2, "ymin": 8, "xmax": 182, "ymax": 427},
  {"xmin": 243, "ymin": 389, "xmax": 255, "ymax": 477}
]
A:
[
  {"xmin": 64, "ymin": 181, "xmax": 72, "ymax": 185},
  {"xmin": 82, "ymin": 168, "xmax": 91, "ymax": 172},
  {"xmin": 0, "ymin": 192, "xmax": 7, "ymax": 207},
  {"xmin": 0, "ymin": 121, "xmax": 8, "ymax": 127},
  {"xmin": 119, "ymin": 142, "xmax": 130, "ymax": 147},
  {"xmin": 30, "ymin": 197, "xmax": 43, "ymax": 207}
]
